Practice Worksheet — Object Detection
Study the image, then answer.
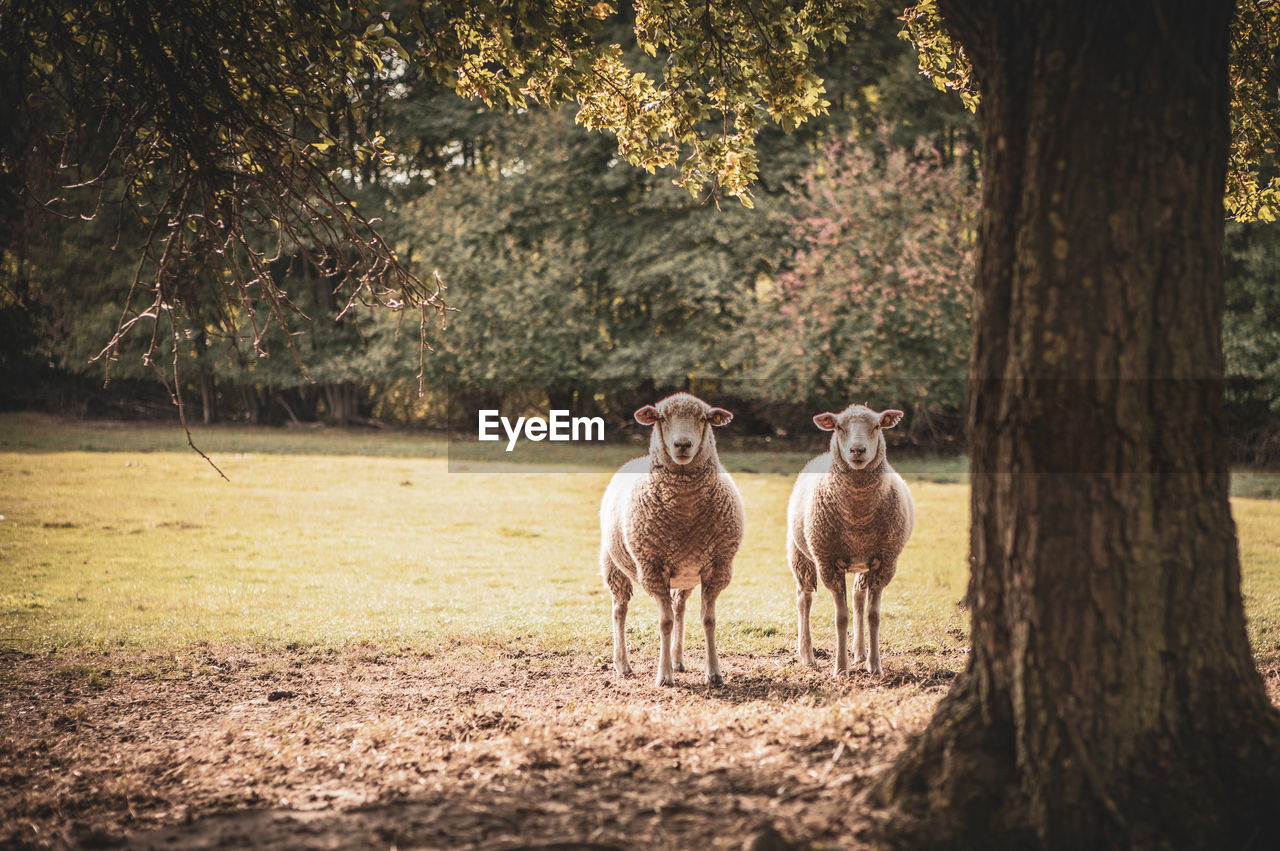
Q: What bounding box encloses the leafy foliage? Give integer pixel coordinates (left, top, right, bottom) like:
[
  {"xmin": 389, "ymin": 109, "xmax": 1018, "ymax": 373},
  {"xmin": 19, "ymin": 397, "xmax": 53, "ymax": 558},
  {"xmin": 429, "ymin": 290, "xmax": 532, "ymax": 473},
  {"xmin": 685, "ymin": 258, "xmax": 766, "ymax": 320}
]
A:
[
  {"xmin": 898, "ymin": 1, "xmax": 976, "ymax": 111},
  {"xmin": 1, "ymin": 0, "xmax": 878, "ymax": 414},
  {"xmin": 385, "ymin": 103, "xmax": 776, "ymax": 408},
  {"xmin": 1227, "ymin": 1, "xmax": 1280, "ymax": 220},
  {"xmin": 412, "ymin": 0, "xmax": 862, "ymax": 204},
  {"xmin": 1, "ymin": 0, "xmax": 449, "ymax": 396},
  {"xmin": 1225, "ymin": 221, "xmax": 1280, "ymax": 459},
  {"xmin": 897, "ymin": 0, "xmax": 1280, "ymax": 221},
  {"xmin": 744, "ymin": 127, "xmax": 976, "ymax": 425},
  {"xmin": 369, "ymin": 8, "xmax": 980, "ymax": 427}
]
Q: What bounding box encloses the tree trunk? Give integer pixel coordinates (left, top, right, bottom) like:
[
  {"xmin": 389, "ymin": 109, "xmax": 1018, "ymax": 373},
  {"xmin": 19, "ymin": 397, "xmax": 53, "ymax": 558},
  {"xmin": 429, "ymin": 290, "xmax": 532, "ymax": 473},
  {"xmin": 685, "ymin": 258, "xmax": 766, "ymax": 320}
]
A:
[
  {"xmin": 547, "ymin": 387, "xmax": 576, "ymax": 413},
  {"xmin": 192, "ymin": 327, "xmax": 217, "ymax": 425},
  {"xmin": 198, "ymin": 373, "xmax": 216, "ymax": 425},
  {"xmin": 323, "ymin": 382, "xmax": 350, "ymax": 426},
  {"xmin": 872, "ymin": 2, "xmax": 1280, "ymax": 847},
  {"xmin": 242, "ymin": 385, "xmax": 261, "ymax": 425}
]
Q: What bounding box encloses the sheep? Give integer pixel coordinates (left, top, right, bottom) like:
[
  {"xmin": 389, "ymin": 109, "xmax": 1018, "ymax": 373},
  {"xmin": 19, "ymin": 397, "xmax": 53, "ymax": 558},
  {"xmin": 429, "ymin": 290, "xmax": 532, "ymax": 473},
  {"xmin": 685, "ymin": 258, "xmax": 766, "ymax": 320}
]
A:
[
  {"xmin": 788, "ymin": 403, "xmax": 915, "ymax": 676},
  {"xmin": 599, "ymin": 392, "xmax": 745, "ymax": 687}
]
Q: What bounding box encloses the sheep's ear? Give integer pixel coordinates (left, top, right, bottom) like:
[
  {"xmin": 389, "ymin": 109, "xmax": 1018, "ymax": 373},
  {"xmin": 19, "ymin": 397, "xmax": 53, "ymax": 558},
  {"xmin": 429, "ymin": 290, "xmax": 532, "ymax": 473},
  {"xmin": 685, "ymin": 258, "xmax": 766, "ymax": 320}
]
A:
[
  {"xmin": 634, "ymin": 405, "xmax": 660, "ymax": 426},
  {"xmin": 879, "ymin": 409, "xmax": 904, "ymax": 429},
  {"xmin": 707, "ymin": 407, "xmax": 733, "ymax": 427},
  {"xmin": 813, "ymin": 413, "xmax": 839, "ymax": 431}
]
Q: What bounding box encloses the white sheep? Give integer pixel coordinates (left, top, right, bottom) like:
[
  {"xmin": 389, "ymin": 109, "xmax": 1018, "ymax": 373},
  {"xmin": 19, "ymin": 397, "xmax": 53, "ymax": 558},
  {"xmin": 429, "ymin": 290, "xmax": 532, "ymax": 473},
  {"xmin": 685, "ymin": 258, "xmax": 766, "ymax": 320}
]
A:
[
  {"xmin": 599, "ymin": 392, "xmax": 745, "ymax": 687},
  {"xmin": 788, "ymin": 404, "xmax": 915, "ymax": 676}
]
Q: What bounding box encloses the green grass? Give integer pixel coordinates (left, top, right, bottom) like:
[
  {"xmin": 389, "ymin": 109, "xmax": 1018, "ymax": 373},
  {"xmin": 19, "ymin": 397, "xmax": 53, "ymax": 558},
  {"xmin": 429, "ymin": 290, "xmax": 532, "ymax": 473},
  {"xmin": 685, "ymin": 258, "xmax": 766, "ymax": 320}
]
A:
[
  {"xmin": 0, "ymin": 413, "xmax": 449, "ymax": 458},
  {"xmin": 0, "ymin": 412, "xmax": 1277, "ymax": 663},
  {"xmin": 1232, "ymin": 470, "xmax": 1280, "ymax": 500}
]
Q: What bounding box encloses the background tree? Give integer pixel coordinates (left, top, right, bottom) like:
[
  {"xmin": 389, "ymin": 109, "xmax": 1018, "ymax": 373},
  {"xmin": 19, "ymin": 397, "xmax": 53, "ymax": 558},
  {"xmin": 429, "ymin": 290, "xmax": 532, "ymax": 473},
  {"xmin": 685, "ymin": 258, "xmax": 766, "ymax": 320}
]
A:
[
  {"xmin": 1224, "ymin": 221, "xmax": 1280, "ymax": 463},
  {"xmin": 745, "ymin": 126, "xmax": 976, "ymax": 440},
  {"xmin": 373, "ymin": 2, "xmax": 979, "ymax": 431},
  {"xmin": 0, "ymin": 0, "xmax": 451, "ymax": 390}
]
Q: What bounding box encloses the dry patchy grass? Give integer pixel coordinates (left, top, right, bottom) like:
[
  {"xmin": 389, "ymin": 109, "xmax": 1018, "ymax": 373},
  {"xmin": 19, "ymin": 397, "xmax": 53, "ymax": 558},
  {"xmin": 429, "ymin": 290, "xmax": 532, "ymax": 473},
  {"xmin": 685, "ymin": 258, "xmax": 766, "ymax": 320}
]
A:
[{"xmin": 1, "ymin": 645, "xmax": 965, "ymax": 849}]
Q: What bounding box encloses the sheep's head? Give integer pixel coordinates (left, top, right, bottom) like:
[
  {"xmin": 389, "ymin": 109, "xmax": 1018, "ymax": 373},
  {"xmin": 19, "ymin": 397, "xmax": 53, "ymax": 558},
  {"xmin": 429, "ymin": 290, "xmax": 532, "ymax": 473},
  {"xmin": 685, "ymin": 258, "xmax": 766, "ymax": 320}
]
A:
[
  {"xmin": 813, "ymin": 404, "xmax": 903, "ymax": 471},
  {"xmin": 635, "ymin": 393, "xmax": 733, "ymax": 467}
]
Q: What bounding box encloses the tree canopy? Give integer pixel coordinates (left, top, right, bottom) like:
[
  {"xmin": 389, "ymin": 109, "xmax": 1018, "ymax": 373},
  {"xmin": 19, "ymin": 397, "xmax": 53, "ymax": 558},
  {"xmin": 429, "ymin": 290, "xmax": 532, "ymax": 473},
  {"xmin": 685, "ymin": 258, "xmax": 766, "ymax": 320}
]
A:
[
  {"xmin": 6, "ymin": 0, "xmax": 1273, "ymax": 393},
  {"xmin": 4, "ymin": 0, "xmax": 977, "ymax": 432},
  {"xmin": 3, "ymin": 1, "xmax": 446, "ymax": 386}
]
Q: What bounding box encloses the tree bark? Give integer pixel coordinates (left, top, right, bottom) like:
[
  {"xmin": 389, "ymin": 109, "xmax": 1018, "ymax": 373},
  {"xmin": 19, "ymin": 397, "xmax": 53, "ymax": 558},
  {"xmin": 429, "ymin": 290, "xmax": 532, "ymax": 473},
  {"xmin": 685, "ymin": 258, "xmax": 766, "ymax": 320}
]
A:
[
  {"xmin": 193, "ymin": 328, "xmax": 217, "ymax": 425},
  {"xmin": 872, "ymin": 2, "xmax": 1280, "ymax": 847},
  {"xmin": 323, "ymin": 382, "xmax": 352, "ymax": 426},
  {"xmin": 243, "ymin": 385, "xmax": 262, "ymax": 425},
  {"xmin": 198, "ymin": 373, "xmax": 217, "ymax": 425}
]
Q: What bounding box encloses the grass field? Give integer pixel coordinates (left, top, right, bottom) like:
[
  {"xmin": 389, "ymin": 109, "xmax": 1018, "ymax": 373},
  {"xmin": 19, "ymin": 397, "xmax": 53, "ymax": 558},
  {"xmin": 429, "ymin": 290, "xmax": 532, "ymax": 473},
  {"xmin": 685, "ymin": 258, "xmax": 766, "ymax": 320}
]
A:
[
  {"xmin": 0, "ymin": 413, "xmax": 979, "ymax": 656},
  {"xmin": 1, "ymin": 412, "xmax": 1278, "ymax": 848}
]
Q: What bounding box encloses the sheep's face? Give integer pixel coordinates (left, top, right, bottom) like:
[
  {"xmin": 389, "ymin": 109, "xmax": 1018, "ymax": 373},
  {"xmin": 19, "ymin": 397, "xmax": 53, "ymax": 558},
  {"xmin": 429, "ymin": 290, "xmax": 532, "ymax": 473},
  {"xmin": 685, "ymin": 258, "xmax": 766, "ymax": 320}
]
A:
[
  {"xmin": 813, "ymin": 405, "xmax": 903, "ymax": 471},
  {"xmin": 635, "ymin": 393, "xmax": 733, "ymax": 466}
]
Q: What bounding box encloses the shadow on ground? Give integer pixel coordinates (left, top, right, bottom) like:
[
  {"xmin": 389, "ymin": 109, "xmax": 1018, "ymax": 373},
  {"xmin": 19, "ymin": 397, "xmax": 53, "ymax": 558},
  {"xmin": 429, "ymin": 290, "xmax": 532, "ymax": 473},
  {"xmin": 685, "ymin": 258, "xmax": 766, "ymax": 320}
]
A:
[
  {"xmin": 1, "ymin": 646, "xmax": 960, "ymax": 849},
  {"xmin": 4, "ymin": 649, "xmax": 1275, "ymax": 849}
]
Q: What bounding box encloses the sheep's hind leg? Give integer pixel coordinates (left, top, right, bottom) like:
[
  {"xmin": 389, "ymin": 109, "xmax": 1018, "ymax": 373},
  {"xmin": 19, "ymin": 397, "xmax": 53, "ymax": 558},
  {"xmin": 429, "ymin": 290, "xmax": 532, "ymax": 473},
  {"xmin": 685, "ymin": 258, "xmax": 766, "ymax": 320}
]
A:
[
  {"xmin": 831, "ymin": 573, "xmax": 850, "ymax": 677},
  {"xmin": 866, "ymin": 586, "xmax": 884, "ymax": 676},
  {"xmin": 671, "ymin": 589, "xmax": 690, "ymax": 673},
  {"xmin": 604, "ymin": 558, "xmax": 633, "ymax": 676},
  {"xmin": 852, "ymin": 574, "xmax": 868, "ymax": 666},
  {"xmin": 796, "ymin": 587, "xmax": 816, "ymax": 666}
]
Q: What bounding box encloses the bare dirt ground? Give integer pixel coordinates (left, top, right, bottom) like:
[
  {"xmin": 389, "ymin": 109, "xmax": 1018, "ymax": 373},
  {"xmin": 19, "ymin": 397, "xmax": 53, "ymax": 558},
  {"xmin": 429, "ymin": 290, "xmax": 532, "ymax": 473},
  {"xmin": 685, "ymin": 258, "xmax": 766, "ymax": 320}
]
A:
[{"xmin": 2, "ymin": 647, "xmax": 1277, "ymax": 850}]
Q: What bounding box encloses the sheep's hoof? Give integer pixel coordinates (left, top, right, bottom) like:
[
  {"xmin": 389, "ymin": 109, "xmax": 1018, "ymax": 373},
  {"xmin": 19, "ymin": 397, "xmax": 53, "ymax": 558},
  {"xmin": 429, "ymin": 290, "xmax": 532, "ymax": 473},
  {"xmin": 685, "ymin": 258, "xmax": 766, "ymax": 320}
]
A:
[
  {"xmin": 705, "ymin": 672, "xmax": 723, "ymax": 686},
  {"xmin": 867, "ymin": 663, "xmax": 882, "ymax": 676},
  {"xmin": 655, "ymin": 673, "xmax": 675, "ymax": 687},
  {"xmin": 614, "ymin": 662, "xmax": 632, "ymax": 676},
  {"xmin": 852, "ymin": 653, "xmax": 867, "ymax": 665},
  {"xmin": 798, "ymin": 652, "xmax": 817, "ymax": 667},
  {"xmin": 673, "ymin": 661, "xmax": 686, "ymax": 673}
]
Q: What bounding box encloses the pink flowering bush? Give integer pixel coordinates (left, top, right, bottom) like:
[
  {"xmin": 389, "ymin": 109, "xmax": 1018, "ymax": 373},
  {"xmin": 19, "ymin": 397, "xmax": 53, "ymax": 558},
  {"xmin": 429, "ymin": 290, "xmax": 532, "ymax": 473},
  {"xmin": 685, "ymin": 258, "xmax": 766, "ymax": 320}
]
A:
[{"xmin": 747, "ymin": 126, "xmax": 977, "ymax": 430}]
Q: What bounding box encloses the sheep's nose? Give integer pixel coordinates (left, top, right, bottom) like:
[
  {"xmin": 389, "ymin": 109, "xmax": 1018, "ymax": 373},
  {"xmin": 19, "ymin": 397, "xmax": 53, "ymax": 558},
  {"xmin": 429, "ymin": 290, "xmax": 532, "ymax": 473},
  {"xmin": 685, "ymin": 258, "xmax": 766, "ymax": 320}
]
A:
[
  {"xmin": 674, "ymin": 438, "xmax": 693, "ymax": 452},
  {"xmin": 850, "ymin": 446, "xmax": 867, "ymax": 458}
]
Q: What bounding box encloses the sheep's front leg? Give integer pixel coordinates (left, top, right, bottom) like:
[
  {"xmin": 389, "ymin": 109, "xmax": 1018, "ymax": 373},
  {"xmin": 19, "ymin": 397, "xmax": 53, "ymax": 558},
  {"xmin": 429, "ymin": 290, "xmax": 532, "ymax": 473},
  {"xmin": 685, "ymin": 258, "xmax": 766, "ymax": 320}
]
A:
[
  {"xmin": 654, "ymin": 591, "xmax": 676, "ymax": 687},
  {"xmin": 852, "ymin": 576, "xmax": 868, "ymax": 666},
  {"xmin": 701, "ymin": 587, "xmax": 723, "ymax": 686},
  {"xmin": 796, "ymin": 587, "xmax": 816, "ymax": 666},
  {"xmin": 791, "ymin": 547, "xmax": 818, "ymax": 666},
  {"xmin": 671, "ymin": 589, "xmax": 690, "ymax": 673},
  {"xmin": 832, "ymin": 573, "xmax": 850, "ymax": 676},
  {"xmin": 604, "ymin": 558, "xmax": 633, "ymax": 676},
  {"xmin": 866, "ymin": 586, "xmax": 884, "ymax": 676}
]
